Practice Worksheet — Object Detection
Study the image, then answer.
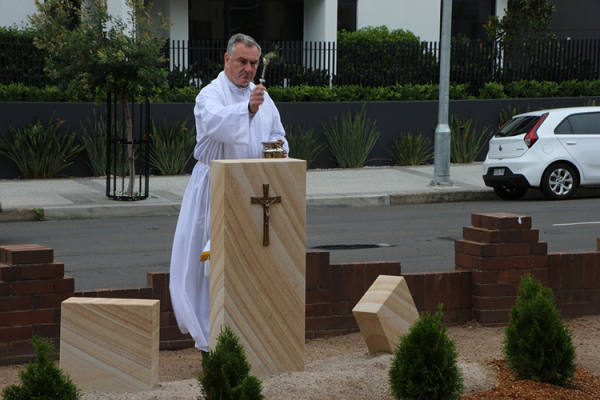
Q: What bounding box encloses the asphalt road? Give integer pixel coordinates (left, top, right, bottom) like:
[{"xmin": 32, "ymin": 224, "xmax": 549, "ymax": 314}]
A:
[{"xmin": 1, "ymin": 197, "xmax": 599, "ymax": 291}]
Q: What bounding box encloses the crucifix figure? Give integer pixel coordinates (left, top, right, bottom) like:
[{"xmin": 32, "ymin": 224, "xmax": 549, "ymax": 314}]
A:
[{"xmin": 251, "ymin": 184, "xmax": 281, "ymax": 246}]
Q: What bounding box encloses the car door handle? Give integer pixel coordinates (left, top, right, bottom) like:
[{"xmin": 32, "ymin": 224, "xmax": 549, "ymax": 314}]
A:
[{"xmin": 565, "ymin": 142, "xmax": 577, "ymax": 145}]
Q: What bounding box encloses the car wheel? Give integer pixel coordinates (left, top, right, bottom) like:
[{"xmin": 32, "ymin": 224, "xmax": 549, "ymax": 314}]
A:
[
  {"xmin": 540, "ymin": 163, "xmax": 579, "ymax": 200},
  {"xmin": 493, "ymin": 187, "xmax": 528, "ymax": 200}
]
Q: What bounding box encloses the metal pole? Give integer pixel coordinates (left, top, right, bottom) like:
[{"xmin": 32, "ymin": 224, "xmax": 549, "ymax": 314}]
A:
[{"xmin": 432, "ymin": 0, "xmax": 453, "ymax": 187}]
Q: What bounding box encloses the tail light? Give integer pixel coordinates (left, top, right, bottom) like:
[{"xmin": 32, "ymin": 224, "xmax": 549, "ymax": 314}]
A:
[{"xmin": 524, "ymin": 112, "xmax": 548, "ymax": 148}]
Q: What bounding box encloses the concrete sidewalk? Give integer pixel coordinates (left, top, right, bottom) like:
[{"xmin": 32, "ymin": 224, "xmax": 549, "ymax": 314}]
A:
[{"xmin": 0, "ymin": 163, "xmax": 496, "ymax": 222}]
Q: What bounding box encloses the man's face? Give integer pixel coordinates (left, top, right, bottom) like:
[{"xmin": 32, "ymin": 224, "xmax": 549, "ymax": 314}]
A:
[{"xmin": 224, "ymin": 43, "xmax": 260, "ymax": 87}]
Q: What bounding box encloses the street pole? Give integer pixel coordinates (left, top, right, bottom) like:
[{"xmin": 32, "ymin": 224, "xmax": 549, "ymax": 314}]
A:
[{"xmin": 431, "ymin": 0, "xmax": 453, "ymax": 187}]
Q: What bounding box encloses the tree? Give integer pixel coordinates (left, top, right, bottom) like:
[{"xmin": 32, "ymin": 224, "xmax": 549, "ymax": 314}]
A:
[
  {"xmin": 484, "ymin": 0, "xmax": 556, "ymax": 42},
  {"xmin": 29, "ymin": 0, "xmax": 171, "ymax": 195}
]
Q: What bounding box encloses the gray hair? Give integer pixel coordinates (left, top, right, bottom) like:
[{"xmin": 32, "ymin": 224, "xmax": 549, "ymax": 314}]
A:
[{"xmin": 226, "ymin": 33, "xmax": 261, "ymax": 58}]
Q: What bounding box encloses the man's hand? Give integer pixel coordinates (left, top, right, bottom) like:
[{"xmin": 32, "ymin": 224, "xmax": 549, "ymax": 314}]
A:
[
  {"xmin": 249, "ymin": 84, "xmax": 266, "ymax": 114},
  {"xmin": 277, "ymin": 138, "xmax": 288, "ymax": 158}
]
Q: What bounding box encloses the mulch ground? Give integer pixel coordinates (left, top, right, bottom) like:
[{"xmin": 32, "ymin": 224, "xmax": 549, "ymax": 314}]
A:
[{"xmin": 462, "ymin": 360, "xmax": 600, "ymax": 400}]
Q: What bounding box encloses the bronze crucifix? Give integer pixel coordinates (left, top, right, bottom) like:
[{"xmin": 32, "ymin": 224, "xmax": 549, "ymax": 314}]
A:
[{"xmin": 251, "ymin": 184, "xmax": 281, "ymax": 246}]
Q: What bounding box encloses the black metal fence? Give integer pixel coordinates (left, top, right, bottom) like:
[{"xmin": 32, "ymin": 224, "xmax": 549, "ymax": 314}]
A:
[{"xmin": 2, "ymin": 35, "xmax": 600, "ymax": 96}]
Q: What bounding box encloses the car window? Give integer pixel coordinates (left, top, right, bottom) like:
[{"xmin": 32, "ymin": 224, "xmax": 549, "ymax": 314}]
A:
[
  {"xmin": 555, "ymin": 112, "xmax": 600, "ymax": 135},
  {"xmin": 495, "ymin": 116, "xmax": 540, "ymax": 137}
]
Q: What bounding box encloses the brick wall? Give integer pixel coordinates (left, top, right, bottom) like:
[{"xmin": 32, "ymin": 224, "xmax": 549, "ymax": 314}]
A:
[{"xmin": 2, "ymin": 212, "xmax": 599, "ymax": 366}]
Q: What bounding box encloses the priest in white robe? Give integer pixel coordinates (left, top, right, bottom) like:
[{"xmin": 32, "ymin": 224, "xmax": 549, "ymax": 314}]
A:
[{"xmin": 169, "ymin": 33, "xmax": 288, "ymax": 351}]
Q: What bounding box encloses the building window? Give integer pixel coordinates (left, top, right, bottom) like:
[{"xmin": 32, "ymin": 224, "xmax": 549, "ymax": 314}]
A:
[
  {"xmin": 452, "ymin": 0, "xmax": 495, "ymax": 40},
  {"xmin": 189, "ymin": 0, "xmax": 303, "ymax": 41},
  {"xmin": 338, "ymin": 0, "xmax": 356, "ymax": 32}
]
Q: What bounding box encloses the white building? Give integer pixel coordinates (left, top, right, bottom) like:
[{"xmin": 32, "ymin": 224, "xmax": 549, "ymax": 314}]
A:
[
  {"xmin": 2, "ymin": 0, "xmax": 509, "ymax": 44},
  {"xmin": 3, "ymin": 0, "xmax": 598, "ymax": 44}
]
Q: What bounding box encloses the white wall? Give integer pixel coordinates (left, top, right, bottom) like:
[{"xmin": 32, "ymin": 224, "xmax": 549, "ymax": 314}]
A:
[
  {"xmin": 152, "ymin": 0, "xmax": 188, "ymax": 41},
  {"xmin": 0, "ymin": 1, "xmax": 38, "ymax": 28},
  {"xmin": 304, "ymin": 0, "xmax": 337, "ymax": 43},
  {"xmin": 357, "ymin": 0, "xmax": 442, "ymax": 42}
]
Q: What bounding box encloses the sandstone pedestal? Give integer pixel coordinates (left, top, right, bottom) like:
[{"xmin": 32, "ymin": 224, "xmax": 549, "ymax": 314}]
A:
[
  {"xmin": 352, "ymin": 275, "xmax": 419, "ymax": 353},
  {"xmin": 60, "ymin": 298, "xmax": 159, "ymax": 392},
  {"xmin": 210, "ymin": 158, "xmax": 306, "ymax": 377}
]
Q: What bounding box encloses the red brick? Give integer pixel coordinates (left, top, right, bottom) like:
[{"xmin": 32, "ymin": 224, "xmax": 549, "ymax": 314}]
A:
[
  {"xmin": 22, "ymin": 264, "xmax": 45, "ymax": 280},
  {"xmin": 557, "ymin": 303, "xmax": 586, "ymax": 317},
  {"xmin": 12, "ymin": 309, "xmax": 55, "ymax": 326},
  {"xmin": 366, "ymin": 264, "xmax": 378, "ymax": 289},
  {"xmin": 522, "ymin": 229, "xmax": 540, "ymax": 242},
  {"xmin": 475, "ymin": 309, "xmax": 510, "ymax": 324},
  {"xmin": 583, "ymin": 253, "xmax": 596, "ymax": 289},
  {"xmin": 473, "ymin": 283, "xmax": 517, "ymax": 297},
  {"xmin": 455, "ymin": 253, "xmax": 479, "ymax": 269},
  {"xmin": 471, "ymin": 214, "xmax": 482, "ymax": 228},
  {"xmin": 305, "ymin": 304, "xmax": 313, "ymax": 318},
  {"xmin": 480, "ymin": 229, "xmax": 506, "ymax": 244},
  {"xmin": 0, "ymin": 326, "xmax": 32, "ymax": 342},
  {"xmin": 0, "ymin": 282, "xmax": 10, "ymax": 297},
  {"xmin": 436, "ymin": 273, "xmax": 449, "ymax": 308},
  {"xmin": 463, "ymin": 241, "xmax": 498, "ymax": 257},
  {"xmin": 0, "ymin": 296, "xmax": 33, "ymax": 312},
  {"xmin": 306, "ymin": 317, "xmax": 330, "ymax": 331},
  {"xmin": 330, "ymin": 264, "xmax": 342, "ymax": 302},
  {"xmin": 548, "ymin": 253, "xmax": 562, "ymax": 290},
  {"xmin": 442, "ymin": 309, "xmax": 464, "ymax": 324},
  {"xmin": 32, "ymin": 293, "xmax": 72, "ymax": 309},
  {"xmin": 11, "ymin": 280, "xmax": 54, "ymax": 296},
  {"xmin": 3, "ymin": 246, "xmax": 53, "ymax": 265},
  {"xmin": 572, "ymin": 256, "xmax": 585, "ymax": 290},
  {"xmin": 306, "ymin": 253, "xmax": 318, "ymax": 290},
  {"xmin": 377, "ymin": 262, "xmax": 390, "ymax": 276},
  {"xmin": 448, "ymin": 273, "xmax": 461, "ymax": 309},
  {"xmin": 530, "ymin": 268, "xmax": 549, "ymax": 283},
  {"xmin": 317, "ymin": 255, "xmax": 331, "ymax": 290},
  {"xmin": 561, "ymin": 254, "xmax": 574, "ymax": 290},
  {"xmin": 77, "ymin": 290, "xmax": 99, "ymax": 297},
  {"xmin": 472, "ymin": 270, "xmax": 499, "ymax": 285},
  {"xmin": 480, "ymin": 257, "xmax": 515, "ymax": 271},
  {"xmin": 0, "ymin": 264, "xmax": 23, "ymax": 281},
  {"xmin": 455, "ymin": 240, "xmax": 465, "ymax": 254},
  {"xmin": 353, "ymin": 263, "xmax": 366, "ymax": 300},
  {"xmin": 473, "ymin": 296, "xmax": 498, "ymax": 310},
  {"xmin": 504, "ymin": 230, "xmax": 524, "ymax": 243},
  {"xmin": 160, "ymin": 326, "xmax": 190, "ymax": 341},
  {"xmin": 462, "ymin": 227, "xmax": 481, "ymax": 242},
  {"xmin": 53, "ymin": 276, "xmax": 75, "ymax": 294},
  {"xmin": 530, "ymin": 242, "xmax": 548, "ymax": 255},
  {"xmin": 0, "ymin": 313, "xmax": 10, "ymax": 327},
  {"xmin": 341, "ymin": 264, "xmax": 355, "ymax": 301},
  {"xmin": 460, "ymin": 271, "xmax": 473, "ymax": 308},
  {"xmin": 312, "ymin": 304, "xmax": 332, "ymax": 317},
  {"xmin": 515, "ymin": 255, "xmax": 547, "ymax": 269},
  {"xmin": 329, "ymin": 315, "xmax": 358, "ymax": 329},
  {"xmin": 44, "ymin": 262, "xmax": 65, "ymax": 279},
  {"xmin": 139, "ymin": 287, "xmax": 153, "ymax": 300},
  {"xmin": 389, "ymin": 262, "xmax": 401, "ymax": 276},
  {"xmin": 424, "ymin": 273, "xmax": 437, "ymax": 311},
  {"xmin": 497, "ymin": 296, "xmax": 517, "ymax": 310},
  {"xmin": 499, "ymin": 269, "xmax": 532, "ymax": 284},
  {"xmin": 496, "ymin": 243, "xmax": 534, "ymax": 257},
  {"xmin": 407, "ymin": 273, "xmax": 425, "ymax": 312},
  {"xmin": 306, "ymin": 290, "xmax": 330, "ymax": 304}
]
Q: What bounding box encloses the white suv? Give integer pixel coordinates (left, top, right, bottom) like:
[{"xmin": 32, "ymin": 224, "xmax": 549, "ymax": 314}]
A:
[{"xmin": 483, "ymin": 106, "xmax": 600, "ymax": 200}]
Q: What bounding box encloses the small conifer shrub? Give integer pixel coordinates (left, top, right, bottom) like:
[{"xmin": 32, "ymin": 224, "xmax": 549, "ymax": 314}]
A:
[
  {"xmin": 388, "ymin": 305, "xmax": 464, "ymax": 400},
  {"xmin": 2, "ymin": 336, "xmax": 80, "ymax": 400},
  {"xmin": 504, "ymin": 274, "xmax": 576, "ymax": 386},
  {"xmin": 198, "ymin": 325, "xmax": 264, "ymax": 400}
]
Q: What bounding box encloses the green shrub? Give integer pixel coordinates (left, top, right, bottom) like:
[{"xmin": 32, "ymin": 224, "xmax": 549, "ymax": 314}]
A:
[
  {"xmin": 389, "ymin": 305, "xmax": 463, "ymax": 400},
  {"xmin": 171, "ymin": 85, "xmax": 200, "ymax": 103},
  {"xmin": 2, "ymin": 336, "xmax": 80, "ymax": 400},
  {"xmin": 322, "ymin": 105, "xmax": 380, "ymax": 168},
  {"xmin": 149, "ymin": 117, "xmax": 196, "ymax": 175},
  {"xmin": 0, "ymin": 113, "xmax": 84, "ymax": 179},
  {"xmin": 479, "ymin": 82, "xmax": 507, "ymax": 99},
  {"xmin": 386, "ymin": 133, "xmax": 433, "ymax": 166},
  {"xmin": 285, "ymin": 124, "xmax": 324, "ymax": 169},
  {"xmin": 503, "ymin": 274, "xmax": 576, "ymax": 387},
  {"xmin": 450, "ymin": 115, "xmax": 492, "ymax": 164},
  {"xmin": 198, "ymin": 325, "xmax": 264, "ymax": 400}
]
